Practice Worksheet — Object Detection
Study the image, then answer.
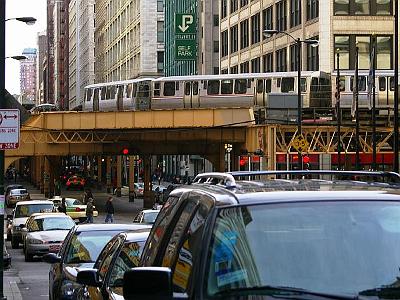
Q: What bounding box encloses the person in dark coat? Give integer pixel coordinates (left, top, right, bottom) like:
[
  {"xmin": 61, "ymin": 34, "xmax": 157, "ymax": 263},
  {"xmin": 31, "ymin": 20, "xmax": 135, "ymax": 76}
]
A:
[
  {"xmin": 105, "ymin": 196, "xmax": 115, "ymax": 223},
  {"xmin": 58, "ymin": 197, "xmax": 67, "ymax": 214},
  {"xmin": 86, "ymin": 198, "xmax": 94, "ymax": 223}
]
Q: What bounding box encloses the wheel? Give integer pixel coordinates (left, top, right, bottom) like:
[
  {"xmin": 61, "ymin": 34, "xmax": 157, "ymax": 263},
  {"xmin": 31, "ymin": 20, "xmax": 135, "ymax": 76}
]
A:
[
  {"xmin": 24, "ymin": 250, "xmax": 33, "ymax": 262},
  {"xmin": 11, "ymin": 237, "xmax": 19, "ymax": 249}
]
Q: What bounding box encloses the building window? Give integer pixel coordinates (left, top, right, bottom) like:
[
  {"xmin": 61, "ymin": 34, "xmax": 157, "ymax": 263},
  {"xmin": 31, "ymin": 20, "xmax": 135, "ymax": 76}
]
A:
[
  {"xmin": 221, "ymin": 0, "xmax": 228, "ymax": 18},
  {"xmin": 334, "ymin": 0, "xmax": 392, "ymax": 15},
  {"xmin": 307, "ymin": 36, "xmax": 319, "ymax": 71},
  {"xmin": 214, "ymin": 67, "xmax": 220, "ymax": 74},
  {"xmin": 251, "ymin": 13, "xmax": 261, "ymax": 44},
  {"xmin": 230, "ymin": 0, "xmax": 238, "ymax": 13},
  {"xmin": 240, "ymin": 19, "xmax": 249, "ymax": 49},
  {"xmin": 240, "ymin": 0, "xmax": 248, "ymax": 7},
  {"xmin": 230, "ymin": 25, "xmax": 238, "ymax": 53},
  {"xmin": 376, "ymin": 36, "xmax": 392, "ymax": 69},
  {"xmin": 221, "ymin": 69, "xmax": 229, "ymax": 74},
  {"xmin": 157, "ymin": 0, "xmax": 163, "ymax": 12},
  {"xmin": 157, "ymin": 51, "xmax": 164, "ymax": 73},
  {"xmin": 306, "ymin": 0, "xmax": 319, "ymax": 20},
  {"xmin": 290, "ymin": 44, "xmax": 299, "ymax": 71},
  {"xmin": 262, "ymin": 6, "xmax": 273, "ymax": 40},
  {"xmin": 334, "ymin": 35, "xmax": 350, "ymax": 69},
  {"xmin": 290, "ymin": 0, "xmax": 301, "ymax": 27},
  {"xmin": 221, "ymin": 30, "xmax": 229, "ymax": 57},
  {"xmin": 356, "ymin": 36, "xmax": 370, "ymax": 69},
  {"xmin": 276, "ymin": 0, "xmax": 287, "ymax": 32},
  {"xmin": 230, "ymin": 65, "xmax": 238, "ymax": 74},
  {"xmin": 213, "ymin": 15, "xmax": 219, "ymax": 26},
  {"xmin": 157, "ymin": 21, "xmax": 164, "ymax": 43},
  {"xmin": 213, "ymin": 41, "xmax": 219, "ymax": 53},
  {"xmin": 240, "ymin": 61, "xmax": 249, "ymax": 73},
  {"xmin": 276, "ymin": 48, "xmax": 287, "ymax": 72},
  {"xmin": 251, "ymin": 57, "xmax": 261, "ymax": 73},
  {"xmin": 263, "ymin": 53, "xmax": 273, "ymax": 72}
]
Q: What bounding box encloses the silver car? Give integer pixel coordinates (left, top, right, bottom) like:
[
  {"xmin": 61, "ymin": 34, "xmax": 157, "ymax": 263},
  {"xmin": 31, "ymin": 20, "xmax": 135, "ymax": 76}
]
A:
[{"xmin": 22, "ymin": 213, "xmax": 75, "ymax": 262}]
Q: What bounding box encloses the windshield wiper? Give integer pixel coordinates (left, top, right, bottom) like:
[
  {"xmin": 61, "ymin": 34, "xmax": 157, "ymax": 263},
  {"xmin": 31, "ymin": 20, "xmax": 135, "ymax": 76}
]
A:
[
  {"xmin": 213, "ymin": 285, "xmax": 357, "ymax": 300},
  {"xmin": 358, "ymin": 286, "xmax": 400, "ymax": 298}
]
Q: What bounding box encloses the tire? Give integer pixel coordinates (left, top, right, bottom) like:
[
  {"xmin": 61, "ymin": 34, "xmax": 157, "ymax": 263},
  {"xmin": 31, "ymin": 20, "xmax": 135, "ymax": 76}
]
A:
[
  {"xmin": 11, "ymin": 237, "xmax": 19, "ymax": 249},
  {"xmin": 24, "ymin": 250, "xmax": 33, "ymax": 262}
]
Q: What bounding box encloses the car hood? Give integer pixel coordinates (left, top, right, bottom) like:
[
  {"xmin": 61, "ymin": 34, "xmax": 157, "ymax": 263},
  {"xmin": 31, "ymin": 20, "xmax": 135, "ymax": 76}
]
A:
[
  {"xmin": 28, "ymin": 230, "xmax": 70, "ymax": 242},
  {"xmin": 64, "ymin": 262, "xmax": 95, "ymax": 281},
  {"xmin": 13, "ymin": 217, "xmax": 28, "ymax": 227}
]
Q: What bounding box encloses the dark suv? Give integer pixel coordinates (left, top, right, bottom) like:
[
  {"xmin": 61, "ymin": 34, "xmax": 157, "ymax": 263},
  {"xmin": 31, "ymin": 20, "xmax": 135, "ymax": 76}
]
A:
[{"xmin": 123, "ymin": 171, "xmax": 400, "ymax": 300}]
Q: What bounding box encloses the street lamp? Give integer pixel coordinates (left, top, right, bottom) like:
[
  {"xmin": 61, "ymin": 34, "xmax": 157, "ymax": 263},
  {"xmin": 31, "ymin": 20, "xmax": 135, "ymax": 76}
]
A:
[
  {"xmin": 224, "ymin": 143, "xmax": 233, "ymax": 172},
  {"xmin": 6, "ymin": 17, "xmax": 36, "ymax": 25},
  {"xmin": 263, "ymin": 29, "xmax": 318, "ymax": 169},
  {"xmin": 5, "ymin": 55, "xmax": 27, "ymax": 60}
]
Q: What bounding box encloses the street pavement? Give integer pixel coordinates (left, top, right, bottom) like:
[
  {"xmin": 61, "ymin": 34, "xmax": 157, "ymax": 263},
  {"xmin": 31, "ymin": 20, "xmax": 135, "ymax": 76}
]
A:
[{"xmin": 3, "ymin": 179, "xmax": 145, "ymax": 300}]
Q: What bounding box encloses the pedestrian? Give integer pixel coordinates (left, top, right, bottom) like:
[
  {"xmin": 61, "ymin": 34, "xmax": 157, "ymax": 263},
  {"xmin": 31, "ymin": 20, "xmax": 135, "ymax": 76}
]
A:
[
  {"xmin": 58, "ymin": 197, "xmax": 67, "ymax": 214},
  {"xmin": 105, "ymin": 196, "xmax": 115, "ymax": 223},
  {"xmin": 86, "ymin": 198, "xmax": 94, "ymax": 223}
]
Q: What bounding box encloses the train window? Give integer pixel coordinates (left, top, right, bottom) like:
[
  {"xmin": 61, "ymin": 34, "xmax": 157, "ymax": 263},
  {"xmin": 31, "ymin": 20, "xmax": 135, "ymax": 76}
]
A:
[
  {"xmin": 350, "ymin": 76, "xmax": 366, "ymax": 92},
  {"xmin": 184, "ymin": 82, "xmax": 191, "ymax": 96},
  {"xmin": 193, "ymin": 82, "xmax": 199, "ymax": 95},
  {"xmin": 390, "ymin": 77, "xmax": 395, "ymax": 91},
  {"xmin": 132, "ymin": 83, "xmax": 137, "ymax": 97},
  {"xmin": 127, "ymin": 84, "xmax": 133, "ymax": 98},
  {"xmin": 137, "ymin": 84, "xmax": 150, "ymax": 98},
  {"xmin": 265, "ymin": 79, "xmax": 272, "ymax": 93},
  {"xmin": 310, "ymin": 77, "xmax": 318, "ymax": 92},
  {"xmin": 256, "ymin": 80, "xmax": 264, "ymax": 94},
  {"xmin": 234, "ymin": 79, "xmax": 247, "ymax": 94},
  {"xmin": 379, "ymin": 77, "xmax": 386, "ymax": 91},
  {"xmin": 301, "ymin": 78, "xmax": 307, "ymax": 92},
  {"xmin": 207, "ymin": 80, "xmax": 220, "ymax": 95},
  {"xmin": 277, "ymin": 78, "xmax": 281, "ymax": 88},
  {"xmin": 106, "ymin": 86, "xmax": 115, "ymax": 99},
  {"xmin": 164, "ymin": 82, "xmax": 176, "ymax": 96},
  {"xmin": 281, "ymin": 78, "xmax": 295, "ymax": 93},
  {"xmin": 101, "ymin": 87, "xmax": 107, "ymax": 100},
  {"xmin": 117, "ymin": 86, "xmax": 123, "ymax": 98},
  {"xmin": 85, "ymin": 89, "xmax": 92, "ymax": 102},
  {"xmin": 221, "ymin": 80, "xmax": 233, "ymax": 94},
  {"xmin": 154, "ymin": 83, "xmax": 161, "ymax": 96}
]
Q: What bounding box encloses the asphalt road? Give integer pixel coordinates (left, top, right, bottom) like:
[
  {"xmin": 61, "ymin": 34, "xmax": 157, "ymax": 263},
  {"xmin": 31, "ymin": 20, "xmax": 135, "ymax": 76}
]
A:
[{"xmin": 4, "ymin": 179, "xmax": 144, "ymax": 300}]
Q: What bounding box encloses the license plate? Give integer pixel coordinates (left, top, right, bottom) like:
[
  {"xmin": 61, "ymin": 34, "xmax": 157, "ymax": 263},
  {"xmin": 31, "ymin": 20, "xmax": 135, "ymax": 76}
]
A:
[{"xmin": 49, "ymin": 244, "xmax": 60, "ymax": 253}]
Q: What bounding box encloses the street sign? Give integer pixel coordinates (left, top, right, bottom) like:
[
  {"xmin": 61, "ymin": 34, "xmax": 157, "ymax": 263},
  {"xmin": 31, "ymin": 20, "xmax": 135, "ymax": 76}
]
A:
[
  {"xmin": 0, "ymin": 109, "xmax": 19, "ymax": 149},
  {"xmin": 292, "ymin": 135, "xmax": 309, "ymax": 153},
  {"xmin": 175, "ymin": 13, "xmax": 197, "ymax": 61}
]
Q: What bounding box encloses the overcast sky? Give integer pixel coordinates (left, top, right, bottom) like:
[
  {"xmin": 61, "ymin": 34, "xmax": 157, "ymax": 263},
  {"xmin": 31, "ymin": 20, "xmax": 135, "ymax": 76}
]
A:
[{"xmin": 6, "ymin": 0, "xmax": 46, "ymax": 95}]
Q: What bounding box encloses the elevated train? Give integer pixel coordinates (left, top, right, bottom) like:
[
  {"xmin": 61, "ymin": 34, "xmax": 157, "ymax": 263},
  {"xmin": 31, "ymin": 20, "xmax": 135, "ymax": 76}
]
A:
[{"xmin": 83, "ymin": 70, "xmax": 397, "ymax": 114}]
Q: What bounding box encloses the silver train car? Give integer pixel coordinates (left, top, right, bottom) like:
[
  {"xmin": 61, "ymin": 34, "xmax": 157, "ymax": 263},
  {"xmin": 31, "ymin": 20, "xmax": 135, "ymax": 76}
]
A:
[{"xmin": 83, "ymin": 71, "xmax": 332, "ymax": 112}]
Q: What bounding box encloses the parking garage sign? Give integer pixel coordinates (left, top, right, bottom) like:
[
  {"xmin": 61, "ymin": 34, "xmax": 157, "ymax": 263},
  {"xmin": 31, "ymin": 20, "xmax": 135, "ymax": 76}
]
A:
[
  {"xmin": 0, "ymin": 109, "xmax": 20, "ymax": 149},
  {"xmin": 175, "ymin": 13, "xmax": 197, "ymax": 61}
]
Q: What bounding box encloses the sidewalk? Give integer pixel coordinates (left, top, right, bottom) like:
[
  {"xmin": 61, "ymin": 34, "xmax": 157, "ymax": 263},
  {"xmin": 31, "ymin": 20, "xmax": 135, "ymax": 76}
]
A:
[{"xmin": 4, "ymin": 271, "xmax": 22, "ymax": 300}]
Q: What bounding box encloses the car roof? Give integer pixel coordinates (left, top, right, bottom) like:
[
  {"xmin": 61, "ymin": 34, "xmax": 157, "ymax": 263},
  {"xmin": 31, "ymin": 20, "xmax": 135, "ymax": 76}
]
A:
[
  {"xmin": 6, "ymin": 184, "xmax": 24, "ymax": 189},
  {"xmin": 74, "ymin": 223, "xmax": 151, "ymax": 233},
  {"xmin": 123, "ymin": 228, "xmax": 151, "ymax": 242},
  {"xmin": 50, "ymin": 196, "xmax": 78, "ymax": 201},
  {"xmin": 16, "ymin": 200, "xmax": 54, "ymax": 206},
  {"xmin": 141, "ymin": 209, "xmax": 160, "ymax": 213},
  {"xmin": 29, "ymin": 212, "xmax": 71, "ymax": 219}
]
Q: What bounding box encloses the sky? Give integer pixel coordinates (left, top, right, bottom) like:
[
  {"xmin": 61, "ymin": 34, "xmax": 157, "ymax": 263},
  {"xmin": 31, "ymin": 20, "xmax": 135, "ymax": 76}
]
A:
[{"xmin": 5, "ymin": 0, "xmax": 46, "ymax": 95}]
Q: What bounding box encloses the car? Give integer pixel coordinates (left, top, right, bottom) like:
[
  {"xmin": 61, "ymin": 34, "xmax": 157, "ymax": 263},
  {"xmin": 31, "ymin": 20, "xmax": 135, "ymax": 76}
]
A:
[
  {"xmin": 76, "ymin": 228, "xmax": 151, "ymax": 300},
  {"xmin": 122, "ymin": 170, "xmax": 400, "ymax": 300},
  {"xmin": 132, "ymin": 209, "xmax": 160, "ymax": 225},
  {"xmin": 49, "ymin": 196, "xmax": 99, "ymax": 223},
  {"xmin": 114, "ymin": 182, "xmax": 144, "ymax": 198},
  {"xmin": 30, "ymin": 103, "xmax": 59, "ymax": 114},
  {"xmin": 43, "ymin": 223, "xmax": 151, "ymax": 300},
  {"xmin": 7, "ymin": 200, "xmax": 55, "ymax": 248},
  {"xmin": 6, "ymin": 188, "xmax": 30, "ymax": 207},
  {"xmin": 3, "ymin": 242, "xmax": 11, "ymax": 269},
  {"xmin": 22, "ymin": 213, "xmax": 75, "ymax": 262},
  {"xmin": 5, "ymin": 184, "xmax": 24, "ymax": 207},
  {"xmin": 66, "ymin": 175, "xmax": 86, "ymax": 190}
]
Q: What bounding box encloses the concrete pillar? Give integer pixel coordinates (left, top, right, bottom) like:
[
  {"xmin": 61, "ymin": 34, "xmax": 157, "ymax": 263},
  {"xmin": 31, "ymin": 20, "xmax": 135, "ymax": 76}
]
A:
[
  {"xmin": 97, "ymin": 156, "xmax": 102, "ymax": 190},
  {"xmin": 129, "ymin": 155, "xmax": 135, "ymax": 202},
  {"xmin": 116, "ymin": 156, "xmax": 122, "ymax": 197},
  {"xmin": 143, "ymin": 155, "xmax": 153, "ymax": 209},
  {"xmin": 106, "ymin": 156, "xmax": 112, "ymax": 193}
]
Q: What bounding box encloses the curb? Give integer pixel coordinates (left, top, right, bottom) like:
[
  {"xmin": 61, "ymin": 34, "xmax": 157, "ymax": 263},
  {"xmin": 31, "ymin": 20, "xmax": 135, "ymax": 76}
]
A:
[{"xmin": 4, "ymin": 276, "xmax": 22, "ymax": 300}]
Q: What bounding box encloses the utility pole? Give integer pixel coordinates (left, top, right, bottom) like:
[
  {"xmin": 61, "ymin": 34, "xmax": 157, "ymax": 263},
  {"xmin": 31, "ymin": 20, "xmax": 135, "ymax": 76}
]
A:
[
  {"xmin": 336, "ymin": 49, "xmax": 341, "ymax": 170},
  {"xmin": 372, "ymin": 35, "xmax": 377, "ymax": 170},
  {"xmin": 355, "ymin": 46, "xmax": 360, "ymax": 170}
]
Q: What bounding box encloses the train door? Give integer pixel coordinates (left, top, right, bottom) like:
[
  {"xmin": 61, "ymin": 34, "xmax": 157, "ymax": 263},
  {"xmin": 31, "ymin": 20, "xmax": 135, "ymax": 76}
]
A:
[
  {"xmin": 93, "ymin": 88, "xmax": 100, "ymax": 111},
  {"xmin": 255, "ymin": 79, "xmax": 265, "ymax": 106},
  {"xmin": 377, "ymin": 77, "xmax": 389, "ymax": 107},
  {"xmin": 136, "ymin": 81, "xmax": 151, "ymax": 110},
  {"xmin": 183, "ymin": 81, "xmax": 200, "ymax": 108},
  {"xmin": 116, "ymin": 85, "xmax": 123, "ymax": 111}
]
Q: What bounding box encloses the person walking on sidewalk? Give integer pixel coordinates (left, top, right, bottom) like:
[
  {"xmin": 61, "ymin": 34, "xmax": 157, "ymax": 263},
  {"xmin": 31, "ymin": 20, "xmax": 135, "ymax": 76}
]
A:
[
  {"xmin": 58, "ymin": 197, "xmax": 67, "ymax": 214},
  {"xmin": 86, "ymin": 198, "xmax": 94, "ymax": 223},
  {"xmin": 105, "ymin": 196, "xmax": 115, "ymax": 223}
]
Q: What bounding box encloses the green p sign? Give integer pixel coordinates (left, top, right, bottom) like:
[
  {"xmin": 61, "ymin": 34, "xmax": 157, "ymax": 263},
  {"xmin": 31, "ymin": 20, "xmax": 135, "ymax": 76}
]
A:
[{"xmin": 175, "ymin": 13, "xmax": 197, "ymax": 61}]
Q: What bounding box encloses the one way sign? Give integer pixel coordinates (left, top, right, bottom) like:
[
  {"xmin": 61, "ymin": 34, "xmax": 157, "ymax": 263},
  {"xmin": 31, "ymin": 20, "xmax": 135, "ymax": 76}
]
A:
[{"xmin": 0, "ymin": 109, "xmax": 20, "ymax": 149}]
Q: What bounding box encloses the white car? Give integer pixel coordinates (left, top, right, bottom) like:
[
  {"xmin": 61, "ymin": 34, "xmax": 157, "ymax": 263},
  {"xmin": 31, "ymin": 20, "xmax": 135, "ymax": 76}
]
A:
[{"xmin": 23, "ymin": 213, "xmax": 75, "ymax": 261}]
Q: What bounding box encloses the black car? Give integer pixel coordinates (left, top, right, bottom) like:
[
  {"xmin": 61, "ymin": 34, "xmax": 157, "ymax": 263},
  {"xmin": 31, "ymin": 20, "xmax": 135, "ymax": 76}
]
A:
[
  {"xmin": 76, "ymin": 229, "xmax": 150, "ymax": 300},
  {"xmin": 123, "ymin": 171, "xmax": 400, "ymax": 300},
  {"xmin": 43, "ymin": 223, "xmax": 151, "ymax": 300}
]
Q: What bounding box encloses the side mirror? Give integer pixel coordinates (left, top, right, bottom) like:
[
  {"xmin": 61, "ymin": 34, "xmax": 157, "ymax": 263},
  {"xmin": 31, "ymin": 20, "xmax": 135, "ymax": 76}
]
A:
[
  {"xmin": 42, "ymin": 253, "xmax": 62, "ymax": 264},
  {"xmin": 77, "ymin": 269, "xmax": 102, "ymax": 287},
  {"xmin": 123, "ymin": 267, "xmax": 172, "ymax": 300}
]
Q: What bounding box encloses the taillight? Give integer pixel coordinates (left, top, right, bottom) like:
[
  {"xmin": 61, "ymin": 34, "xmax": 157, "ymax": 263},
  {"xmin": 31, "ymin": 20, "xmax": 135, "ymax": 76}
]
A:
[
  {"xmin": 63, "ymin": 176, "xmax": 66, "ymax": 179},
  {"xmin": 75, "ymin": 207, "xmax": 81, "ymax": 212},
  {"xmin": 66, "ymin": 182, "xmax": 71, "ymax": 186},
  {"xmin": 80, "ymin": 181, "xmax": 85, "ymax": 185},
  {"xmin": 73, "ymin": 179, "xmax": 77, "ymax": 183}
]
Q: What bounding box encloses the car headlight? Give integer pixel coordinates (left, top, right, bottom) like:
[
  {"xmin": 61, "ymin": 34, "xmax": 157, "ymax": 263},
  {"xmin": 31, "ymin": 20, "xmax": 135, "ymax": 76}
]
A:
[
  {"xmin": 27, "ymin": 238, "xmax": 44, "ymax": 244},
  {"xmin": 61, "ymin": 280, "xmax": 81, "ymax": 297}
]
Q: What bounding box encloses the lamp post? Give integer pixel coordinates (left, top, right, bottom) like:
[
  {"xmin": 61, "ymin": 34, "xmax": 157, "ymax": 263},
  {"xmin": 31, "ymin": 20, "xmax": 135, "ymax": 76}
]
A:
[
  {"xmin": 0, "ymin": 5, "xmax": 36, "ymax": 299},
  {"xmin": 5, "ymin": 55, "xmax": 27, "ymax": 61},
  {"xmin": 336, "ymin": 49, "xmax": 341, "ymax": 170},
  {"xmin": 263, "ymin": 29, "xmax": 318, "ymax": 169},
  {"xmin": 394, "ymin": 0, "xmax": 399, "ymax": 173}
]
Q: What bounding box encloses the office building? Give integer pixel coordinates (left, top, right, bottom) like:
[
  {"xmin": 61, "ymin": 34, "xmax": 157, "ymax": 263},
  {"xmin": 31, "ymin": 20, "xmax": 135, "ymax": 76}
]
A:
[
  {"xmin": 20, "ymin": 48, "xmax": 37, "ymax": 104},
  {"xmin": 36, "ymin": 31, "xmax": 47, "ymax": 105}
]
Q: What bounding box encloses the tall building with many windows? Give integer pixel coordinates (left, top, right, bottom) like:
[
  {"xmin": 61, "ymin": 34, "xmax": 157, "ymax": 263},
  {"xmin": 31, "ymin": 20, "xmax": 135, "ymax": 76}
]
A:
[
  {"xmin": 69, "ymin": 0, "xmax": 95, "ymax": 110},
  {"xmin": 36, "ymin": 31, "xmax": 47, "ymax": 106},
  {"xmin": 95, "ymin": 0, "xmax": 165, "ymax": 82},
  {"xmin": 220, "ymin": 0, "xmax": 399, "ymax": 74},
  {"xmin": 20, "ymin": 48, "xmax": 37, "ymax": 104}
]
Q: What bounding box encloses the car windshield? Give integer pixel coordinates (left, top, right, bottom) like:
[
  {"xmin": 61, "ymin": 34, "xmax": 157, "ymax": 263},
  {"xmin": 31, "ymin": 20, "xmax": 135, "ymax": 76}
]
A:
[
  {"xmin": 143, "ymin": 212, "xmax": 159, "ymax": 224},
  {"xmin": 15, "ymin": 204, "xmax": 54, "ymax": 218},
  {"xmin": 65, "ymin": 198, "xmax": 82, "ymax": 206},
  {"xmin": 65, "ymin": 230, "xmax": 120, "ymax": 264},
  {"xmin": 207, "ymin": 201, "xmax": 400, "ymax": 297},
  {"xmin": 29, "ymin": 217, "xmax": 75, "ymax": 232}
]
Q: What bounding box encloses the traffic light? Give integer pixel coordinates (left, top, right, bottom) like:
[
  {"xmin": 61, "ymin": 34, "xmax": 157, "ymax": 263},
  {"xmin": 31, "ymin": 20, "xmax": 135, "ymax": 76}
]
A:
[
  {"xmin": 303, "ymin": 155, "xmax": 310, "ymax": 170},
  {"xmin": 122, "ymin": 148, "xmax": 129, "ymax": 155}
]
